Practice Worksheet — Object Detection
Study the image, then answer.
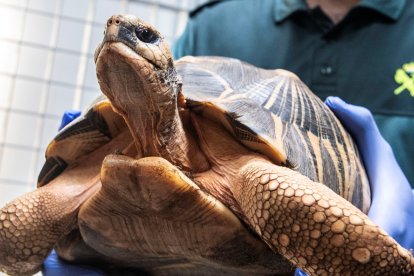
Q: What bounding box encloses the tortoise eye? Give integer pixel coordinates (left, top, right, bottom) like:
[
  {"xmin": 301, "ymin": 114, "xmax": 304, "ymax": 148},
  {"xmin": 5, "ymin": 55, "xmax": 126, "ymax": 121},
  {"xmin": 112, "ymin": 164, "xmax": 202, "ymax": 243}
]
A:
[{"xmin": 136, "ymin": 28, "xmax": 159, "ymax": 44}]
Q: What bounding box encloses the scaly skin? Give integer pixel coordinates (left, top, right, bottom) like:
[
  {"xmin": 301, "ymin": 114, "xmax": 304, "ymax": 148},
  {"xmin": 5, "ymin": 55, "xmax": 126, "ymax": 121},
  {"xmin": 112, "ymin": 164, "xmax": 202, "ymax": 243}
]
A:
[
  {"xmin": 0, "ymin": 184, "xmax": 98, "ymax": 275},
  {"xmin": 0, "ymin": 190, "xmax": 67, "ymax": 275},
  {"xmin": 191, "ymin": 114, "xmax": 414, "ymax": 275},
  {"xmin": 0, "ymin": 129, "xmax": 131, "ymax": 275},
  {"xmin": 237, "ymin": 161, "xmax": 414, "ymax": 275}
]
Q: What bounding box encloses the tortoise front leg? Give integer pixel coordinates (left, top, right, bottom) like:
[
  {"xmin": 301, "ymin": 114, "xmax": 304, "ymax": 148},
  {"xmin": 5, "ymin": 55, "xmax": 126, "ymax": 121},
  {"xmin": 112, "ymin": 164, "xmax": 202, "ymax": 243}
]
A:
[
  {"xmin": 0, "ymin": 130, "xmax": 133, "ymax": 275},
  {"xmin": 235, "ymin": 160, "xmax": 414, "ymax": 275},
  {"xmin": 0, "ymin": 180, "xmax": 100, "ymax": 275}
]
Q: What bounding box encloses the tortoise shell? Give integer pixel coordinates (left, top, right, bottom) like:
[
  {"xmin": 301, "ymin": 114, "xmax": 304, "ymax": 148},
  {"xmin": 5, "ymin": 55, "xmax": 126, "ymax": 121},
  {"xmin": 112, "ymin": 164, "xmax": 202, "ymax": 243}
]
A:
[
  {"xmin": 38, "ymin": 96, "xmax": 128, "ymax": 186},
  {"xmin": 177, "ymin": 56, "xmax": 370, "ymax": 212},
  {"xmin": 39, "ymin": 56, "xmax": 370, "ymax": 213},
  {"xmin": 35, "ymin": 53, "xmax": 372, "ymax": 275}
]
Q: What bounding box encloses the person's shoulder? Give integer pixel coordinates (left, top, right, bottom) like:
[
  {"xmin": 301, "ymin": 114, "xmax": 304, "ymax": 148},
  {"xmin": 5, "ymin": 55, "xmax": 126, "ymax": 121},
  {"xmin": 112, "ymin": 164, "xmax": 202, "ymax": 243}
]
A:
[{"xmin": 189, "ymin": 0, "xmax": 247, "ymax": 18}]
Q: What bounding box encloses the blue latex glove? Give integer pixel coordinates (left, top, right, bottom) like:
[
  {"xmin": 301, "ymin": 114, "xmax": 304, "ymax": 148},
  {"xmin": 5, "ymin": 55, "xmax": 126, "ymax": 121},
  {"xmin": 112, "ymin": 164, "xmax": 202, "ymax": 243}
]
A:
[
  {"xmin": 43, "ymin": 250, "xmax": 104, "ymax": 276},
  {"xmin": 58, "ymin": 110, "xmax": 81, "ymax": 130},
  {"xmin": 325, "ymin": 97, "xmax": 414, "ymax": 249},
  {"xmin": 295, "ymin": 267, "xmax": 309, "ymax": 276},
  {"xmin": 43, "ymin": 111, "xmax": 105, "ymax": 276}
]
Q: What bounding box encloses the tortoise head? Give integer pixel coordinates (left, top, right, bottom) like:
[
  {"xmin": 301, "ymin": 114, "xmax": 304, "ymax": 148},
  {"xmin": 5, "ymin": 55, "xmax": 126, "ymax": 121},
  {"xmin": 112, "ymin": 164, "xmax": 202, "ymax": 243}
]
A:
[
  {"xmin": 94, "ymin": 14, "xmax": 182, "ymax": 117},
  {"xmin": 93, "ymin": 15, "xmax": 204, "ymax": 166}
]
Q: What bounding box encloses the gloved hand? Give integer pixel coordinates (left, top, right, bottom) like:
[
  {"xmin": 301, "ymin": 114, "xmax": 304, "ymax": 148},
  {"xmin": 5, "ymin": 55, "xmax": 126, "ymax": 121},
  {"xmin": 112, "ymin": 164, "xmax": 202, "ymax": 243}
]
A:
[
  {"xmin": 58, "ymin": 110, "xmax": 81, "ymax": 130},
  {"xmin": 294, "ymin": 267, "xmax": 309, "ymax": 276},
  {"xmin": 43, "ymin": 110, "xmax": 105, "ymax": 276},
  {"xmin": 43, "ymin": 250, "xmax": 104, "ymax": 276},
  {"xmin": 325, "ymin": 97, "xmax": 414, "ymax": 249}
]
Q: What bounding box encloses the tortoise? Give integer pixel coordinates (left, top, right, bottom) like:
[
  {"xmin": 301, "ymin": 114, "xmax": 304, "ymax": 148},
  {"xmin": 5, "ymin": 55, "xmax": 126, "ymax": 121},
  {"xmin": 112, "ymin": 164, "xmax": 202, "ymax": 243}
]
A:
[{"xmin": 1, "ymin": 14, "xmax": 413, "ymax": 276}]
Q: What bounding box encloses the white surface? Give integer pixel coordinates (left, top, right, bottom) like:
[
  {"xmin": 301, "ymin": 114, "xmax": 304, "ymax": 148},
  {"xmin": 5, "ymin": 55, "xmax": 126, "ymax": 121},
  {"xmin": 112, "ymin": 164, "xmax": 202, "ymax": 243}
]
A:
[
  {"xmin": 56, "ymin": 19, "xmax": 87, "ymax": 52},
  {"xmin": 0, "ymin": 41, "xmax": 19, "ymax": 74},
  {"xmin": 5, "ymin": 112, "xmax": 40, "ymax": 147},
  {"xmin": 0, "ymin": 6, "xmax": 25, "ymax": 40},
  {"xmin": 17, "ymin": 45, "xmax": 50, "ymax": 79},
  {"xmin": 0, "ymin": 76, "xmax": 12, "ymax": 109},
  {"xmin": 23, "ymin": 13, "xmax": 56, "ymax": 46},
  {"xmin": 12, "ymin": 79, "xmax": 44, "ymax": 113}
]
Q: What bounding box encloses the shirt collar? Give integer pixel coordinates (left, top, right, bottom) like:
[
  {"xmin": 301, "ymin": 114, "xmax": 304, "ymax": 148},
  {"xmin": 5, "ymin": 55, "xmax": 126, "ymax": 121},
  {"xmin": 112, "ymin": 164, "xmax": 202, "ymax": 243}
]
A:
[
  {"xmin": 273, "ymin": 0, "xmax": 307, "ymax": 23},
  {"xmin": 273, "ymin": 0, "xmax": 406, "ymax": 23},
  {"xmin": 358, "ymin": 0, "xmax": 406, "ymax": 21}
]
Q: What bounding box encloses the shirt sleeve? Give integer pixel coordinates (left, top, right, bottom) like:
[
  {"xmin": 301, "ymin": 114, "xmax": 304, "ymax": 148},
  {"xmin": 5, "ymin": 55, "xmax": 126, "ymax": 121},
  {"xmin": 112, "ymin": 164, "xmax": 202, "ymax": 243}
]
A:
[{"xmin": 173, "ymin": 19, "xmax": 196, "ymax": 59}]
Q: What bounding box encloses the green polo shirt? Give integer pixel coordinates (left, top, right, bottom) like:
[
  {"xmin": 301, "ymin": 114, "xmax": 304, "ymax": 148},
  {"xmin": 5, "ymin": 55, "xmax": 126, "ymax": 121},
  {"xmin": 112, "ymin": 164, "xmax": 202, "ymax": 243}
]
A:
[{"xmin": 174, "ymin": 0, "xmax": 414, "ymax": 188}]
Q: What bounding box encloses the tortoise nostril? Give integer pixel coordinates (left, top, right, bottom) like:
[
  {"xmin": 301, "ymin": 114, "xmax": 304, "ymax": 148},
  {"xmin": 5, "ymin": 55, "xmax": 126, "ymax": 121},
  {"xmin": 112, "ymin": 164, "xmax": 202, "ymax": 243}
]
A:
[
  {"xmin": 107, "ymin": 19, "xmax": 112, "ymax": 26},
  {"xmin": 115, "ymin": 19, "xmax": 120, "ymax": 24}
]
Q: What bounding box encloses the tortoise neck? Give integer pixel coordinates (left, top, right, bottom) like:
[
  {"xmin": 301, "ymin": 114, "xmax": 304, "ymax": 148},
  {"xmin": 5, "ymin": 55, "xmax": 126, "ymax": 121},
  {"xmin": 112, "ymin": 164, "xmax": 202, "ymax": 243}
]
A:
[{"xmin": 125, "ymin": 87, "xmax": 208, "ymax": 172}]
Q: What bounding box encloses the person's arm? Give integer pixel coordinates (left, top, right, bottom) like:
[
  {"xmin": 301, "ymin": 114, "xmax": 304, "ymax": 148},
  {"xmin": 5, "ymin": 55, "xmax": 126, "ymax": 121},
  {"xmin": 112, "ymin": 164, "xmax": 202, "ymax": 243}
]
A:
[{"xmin": 325, "ymin": 97, "xmax": 414, "ymax": 249}]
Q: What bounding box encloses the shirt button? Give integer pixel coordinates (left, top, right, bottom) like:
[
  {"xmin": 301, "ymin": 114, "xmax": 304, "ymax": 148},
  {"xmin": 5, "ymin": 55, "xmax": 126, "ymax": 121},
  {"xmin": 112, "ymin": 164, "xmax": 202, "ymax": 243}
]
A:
[{"xmin": 320, "ymin": 66, "xmax": 334, "ymax": 75}]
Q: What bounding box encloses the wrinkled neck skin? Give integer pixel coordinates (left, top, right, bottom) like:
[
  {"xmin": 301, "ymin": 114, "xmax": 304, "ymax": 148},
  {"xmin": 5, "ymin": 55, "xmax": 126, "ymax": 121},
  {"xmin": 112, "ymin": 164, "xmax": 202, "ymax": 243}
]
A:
[
  {"xmin": 127, "ymin": 88, "xmax": 208, "ymax": 172},
  {"xmin": 97, "ymin": 45, "xmax": 208, "ymax": 173},
  {"xmin": 124, "ymin": 83, "xmax": 196, "ymax": 171}
]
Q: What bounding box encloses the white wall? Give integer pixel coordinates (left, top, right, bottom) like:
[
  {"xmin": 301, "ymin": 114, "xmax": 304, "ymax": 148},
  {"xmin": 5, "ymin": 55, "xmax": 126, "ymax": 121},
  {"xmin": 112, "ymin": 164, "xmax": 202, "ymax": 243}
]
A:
[{"xmin": 0, "ymin": 0, "xmax": 201, "ymax": 206}]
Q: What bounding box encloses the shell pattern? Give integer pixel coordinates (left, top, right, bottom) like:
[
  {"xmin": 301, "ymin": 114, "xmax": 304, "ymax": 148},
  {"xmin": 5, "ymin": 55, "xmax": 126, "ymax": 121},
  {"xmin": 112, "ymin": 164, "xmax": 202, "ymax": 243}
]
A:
[
  {"xmin": 176, "ymin": 56, "xmax": 370, "ymax": 212},
  {"xmin": 39, "ymin": 56, "xmax": 370, "ymax": 213}
]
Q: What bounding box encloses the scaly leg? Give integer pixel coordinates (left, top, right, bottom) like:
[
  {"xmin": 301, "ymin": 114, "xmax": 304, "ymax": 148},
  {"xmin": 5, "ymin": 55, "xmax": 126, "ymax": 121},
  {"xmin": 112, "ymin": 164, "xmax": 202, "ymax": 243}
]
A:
[
  {"xmin": 0, "ymin": 179, "xmax": 99, "ymax": 275},
  {"xmin": 0, "ymin": 130, "xmax": 132, "ymax": 275},
  {"xmin": 235, "ymin": 160, "xmax": 414, "ymax": 275}
]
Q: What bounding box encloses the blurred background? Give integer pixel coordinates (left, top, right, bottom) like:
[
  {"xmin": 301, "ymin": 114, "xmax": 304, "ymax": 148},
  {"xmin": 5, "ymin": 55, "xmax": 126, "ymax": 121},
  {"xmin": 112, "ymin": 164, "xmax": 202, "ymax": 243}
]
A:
[{"xmin": 0, "ymin": 0, "xmax": 204, "ymax": 206}]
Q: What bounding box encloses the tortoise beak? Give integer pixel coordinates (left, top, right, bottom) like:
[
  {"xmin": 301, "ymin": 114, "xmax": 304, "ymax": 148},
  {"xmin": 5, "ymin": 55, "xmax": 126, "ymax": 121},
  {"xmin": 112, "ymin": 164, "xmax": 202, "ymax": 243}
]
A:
[{"xmin": 94, "ymin": 14, "xmax": 138, "ymax": 63}]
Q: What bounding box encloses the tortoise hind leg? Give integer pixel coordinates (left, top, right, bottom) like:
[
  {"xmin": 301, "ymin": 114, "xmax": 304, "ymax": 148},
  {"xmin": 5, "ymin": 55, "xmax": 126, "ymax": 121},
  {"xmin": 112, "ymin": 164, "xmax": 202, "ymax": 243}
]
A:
[
  {"xmin": 0, "ymin": 181, "xmax": 99, "ymax": 275},
  {"xmin": 235, "ymin": 160, "xmax": 414, "ymax": 275}
]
